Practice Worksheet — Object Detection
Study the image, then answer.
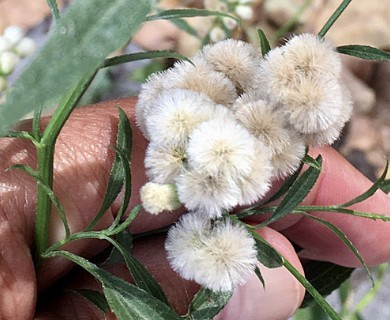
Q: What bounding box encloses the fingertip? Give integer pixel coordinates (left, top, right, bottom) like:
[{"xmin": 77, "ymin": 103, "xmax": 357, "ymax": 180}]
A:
[{"xmin": 215, "ymin": 227, "xmax": 305, "ymax": 320}]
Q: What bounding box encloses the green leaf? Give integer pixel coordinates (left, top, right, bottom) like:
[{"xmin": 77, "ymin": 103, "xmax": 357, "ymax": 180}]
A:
[
  {"xmin": 259, "ymin": 156, "xmax": 322, "ymax": 227},
  {"xmin": 147, "ymin": 9, "xmax": 238, "ymax": 22},
  {"xmin": 257, "ymin": 29, "xmax": 271, "ymax": 57},
  {"xmin": 303, "ymin": 154, "xmax": 322, "ymax": 170},
  {"xmin": 340, "ymin": 160, "xmax": 388, "ymax": 208},
  {"xmin": 102, "ymin": 50, "xmax": 192, "ymax": 69},
  {"xmin": 298, "ymin": 212, "xmax": 373, "ymax": 285},
  {"xmin": 247, "ymin": 229, "xmax": 283, "ymax": 268},
  {"xmin": 381, "ymin": 179, "xmax": 390, "ymax": 194},
  {"xmin": 300, "ymin": 261, "xmax": 354, "ymax": 308},
  {"xmin": 46, "ymin": 0, "xmax": 60, "ymax": 20},
  {"xmin": 262, "ymin": 158, "xmax": 305, "ymax": 206},
  {"xmin": 104, "ymin": 229, "xmax": 133, "ymax": 265},
  {"xmin": 254, "ymin": 266, "xmax": 265, "ymax": 288},
  {"xmin": 337, "ymin": 45, "xmax": 390, "ymax": 61},
  {"xmin": 72, "ymin": 289, "xmax": 110, "ymax": 313},
  {"xmin": 187, "ymin": 288, "xmax": 232, "ymax": 320},
  {"xmin": 111, "ymin": 239, "xmax": 170, "ymax": 305},
  {"xmin": 45, "ymin": 250, "xmax": 181, "ymax": 320},
  {"xmin": 0, "ymin": 0, "xmax": 151, "ymax": 134},
  {"xmin": 171, "ymin": 18, "xmax": 200, "ymax": 39},
  {"xmin": 85, "ymin": 108, "xmax": 132, "ymax": 231}
]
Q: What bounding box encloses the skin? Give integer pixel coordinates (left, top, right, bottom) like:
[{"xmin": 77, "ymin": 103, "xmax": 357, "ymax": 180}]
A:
[{"xmin": 1, "ymin": 97, "xmax": 390, "ymax": 320}]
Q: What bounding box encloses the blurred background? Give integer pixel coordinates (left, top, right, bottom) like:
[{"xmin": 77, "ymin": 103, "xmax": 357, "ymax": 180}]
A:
[{"xmin": 1, "ymin": 0, "xmax": 389, "ymax": 318}]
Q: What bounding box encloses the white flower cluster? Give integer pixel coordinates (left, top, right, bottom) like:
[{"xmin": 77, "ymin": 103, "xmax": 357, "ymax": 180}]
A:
[
  {"xmin": 204, "ymin": 0, "xmax": 254, "ymax": 43},
  {"xmin": 136, "ymin": 34, "xmax": 352, "ymax": 291},
  {"xmin": 0, "ymin": 26, "xmax": 36, "ymax": 93}
]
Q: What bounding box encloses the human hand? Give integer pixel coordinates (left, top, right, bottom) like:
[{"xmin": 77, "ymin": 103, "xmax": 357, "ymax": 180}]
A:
[{"xmin": 1, "ymin": 98, "xmax": 390, "ymax": 320}]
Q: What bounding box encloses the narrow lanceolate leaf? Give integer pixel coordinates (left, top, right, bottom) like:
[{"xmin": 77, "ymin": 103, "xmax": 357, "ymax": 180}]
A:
[
  {"xmin": 0, "ymin": 0, "xmax": 151, "ymax": 134},
  {"xmin": 340, "ymin": 160, "xmax": 389, "ymax": 207},
  {"xmin": 147, "ymin": 9, "xmax": 238, "ymax": 22},
  {"xmin": 72, "ymin": 289, "xmax": 110, "ymax": 313},
  {"xmin": 111, "ymin": 239, "xmax": 170, "ymax": 305},
  {"xmin": 187, "ymin": 288, "xmax": 232, "ymax": 320},
  {"xmin": 302, "ymin": 154, "xmax": 322, "ymax": 171},
  {"xmin": 170, "ymin": 18, "xmax": 200, "ymax": 39},
  {"xmin": 104, "ymin": 229, "xmax": 133, "ymax": 265},
  {"xmin": 300, "ymin": 261, "xmax": 354, "ymax": 308},
  {"xmin": 45, "ymin": 250, "xmax": 181, "ymax": 320},
  {"xmin": 250, "ymin": 230, "xmax": 284, "ymax": 268},
  {"xmin": 254, "ymin": 266, "xmax": 265, "ymax": 288},
  {"xmin": 85, "ymin": 108, "xmax": 132, "ymax": 231},
  {"xmin": 260, "ymin": 156, "xmax": 322, "ymax": 227},
  {"xmin": 102, "ymin": 50, "xmax": 192, "ymax": 69},
  {"xmin": 257, "ymin": 29, "xmax": 271, "ymax": 57},
  {"xmin": 337, "ymin": 45, "xmax": 390, "ymax": 61},
  {"xmin": 297, "ymin": 212, "xmax": 373, "ymax": 285}
]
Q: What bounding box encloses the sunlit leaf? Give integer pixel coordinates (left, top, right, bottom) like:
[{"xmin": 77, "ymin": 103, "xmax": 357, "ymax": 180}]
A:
[
  {"xmin": 187, "ymin": 288, "xmax": 232, "ymax": 320},
  {"xmin": 0, "ymin": 0, "xmax": 151, "ymax": 134},
  {"xmin": 337, "ymin": 45, "xmax": 390, "ymax": 61}
]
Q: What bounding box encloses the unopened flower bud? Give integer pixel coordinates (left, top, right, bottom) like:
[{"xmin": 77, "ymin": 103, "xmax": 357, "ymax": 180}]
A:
[
  {"xmin": 222, "ymin": 17, "xmax": 238, "ymax": 30},
  {"xmin": 209, "ymin": 26, "xmax": 226, "ymax": 43},
  {"xmin": 0, "ymin": 51, "xmax": 20, "ymax": 74},
  {"xmin": 235, "ymin": 5, "xmax": 253, "ymax": 20},
  {"xmin": 3, "ymin": 25, "xmax": 24, "ymax": 45},
  {"xmin": 15, "ymin": 37, "xmax": 36, "ymax": 57},
  {"xmin": 0, "ymin": 36, "xmax": 12, "ymax": 53}
]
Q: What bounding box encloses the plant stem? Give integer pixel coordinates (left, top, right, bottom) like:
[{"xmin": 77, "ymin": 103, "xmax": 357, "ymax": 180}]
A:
[
  {"xmin": 34, "ymin": 143, "xmax": 55, "ymax": 268},
  {"xmin": 318, "ymin": 0, "xmax": 353, "ymax": 38},
  {"xmin": 33, "ymin": 72, "xmax": 96, "ymax": 269}
]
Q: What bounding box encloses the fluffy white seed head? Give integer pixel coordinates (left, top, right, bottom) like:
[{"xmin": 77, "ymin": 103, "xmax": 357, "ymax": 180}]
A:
[
  {"xmin": 165, "ymin": 213, "xmax": 258, "ymax": 292},
  {"xmin": 145, "ymin": 89, "xmax": 218, "ymax": 147},
  {"xmin": 140, "ymin": 182, "xmax": 181, "ymax": 215},
  {"xmin": 237, "ymin": 140, "xmax": 273, "ymax": 205},
  {"xmin": 303, "ymin": 85, "xmax": 353, "ymax": 147},
  {"xmin": 271, "ymin": 129, "xmax": 306, "ymax": 178},
  {"xmin": 187, "ymin": 117, "xmax": 257, "ymax": 179},
  {"xmin": 234, "ymin": 100, "xmax": 291, "ymax": 155},
  {"xmin": 279, "ymin": 75, "xmax": 343, "ymax": 133},
  {"xmin": 145, "ymin": 141, "xmax": 188, "ymax": 184},
  {"xmin": 175, "ymin": 169, "xmax": 241, "ymax": 218},
  {"xmin": 283, "ymin": 33, "xmax": 342, "ymax": 79},
  {"xmin": 166, "ymin": 58, "xmax": 238, "ymax": 106},
  {"xmin": 135, "ymin": 70, "xmax": 171, "ymax": 139},
  {"xmin": 201, "ymin": 39, "xmax": 262, "ymax": 90}
]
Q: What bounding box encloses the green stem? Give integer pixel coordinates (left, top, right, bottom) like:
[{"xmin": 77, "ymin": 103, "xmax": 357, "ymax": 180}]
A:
[
  {"xmin": 46, "ymin": 0, "xmax": 60, "ymax": 21},
  {"xmin": 34, "ymin": 144, "xmax": 55, "ymax": 268},
  {"xmin": 283, "ymin": 259, "xmax": 341, "ymax": 320},
  {"xmin": 318, "ymin": 0, "xmax": 353, "ymax": 38},
  {"xmin": 34, "ymin": 72, "xmax": 96, "ymax": 269}
]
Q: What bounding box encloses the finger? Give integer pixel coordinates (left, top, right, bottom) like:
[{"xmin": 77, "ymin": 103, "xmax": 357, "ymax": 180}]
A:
[
  {"xmin": 35, "ymin": 227, "xmax": 304, "ymax": 320},
  {"xmin": 281, "ymin": 146, "xmax": 390, "ymax": 267}
]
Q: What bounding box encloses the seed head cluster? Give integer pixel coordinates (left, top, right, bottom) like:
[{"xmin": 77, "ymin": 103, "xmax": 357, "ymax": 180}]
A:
[{"xmin": 136, "ymin": 34, "xmax": 352, "ymax": 292}]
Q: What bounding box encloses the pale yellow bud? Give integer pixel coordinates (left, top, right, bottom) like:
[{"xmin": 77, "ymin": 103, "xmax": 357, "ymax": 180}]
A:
[
  {"xmin": 0, "ymin": 51, "xmax": 20, "ymax": 74},
  {"xmin": 15, "ymin": 38, "xmax": 36, "ymax": 57}
]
